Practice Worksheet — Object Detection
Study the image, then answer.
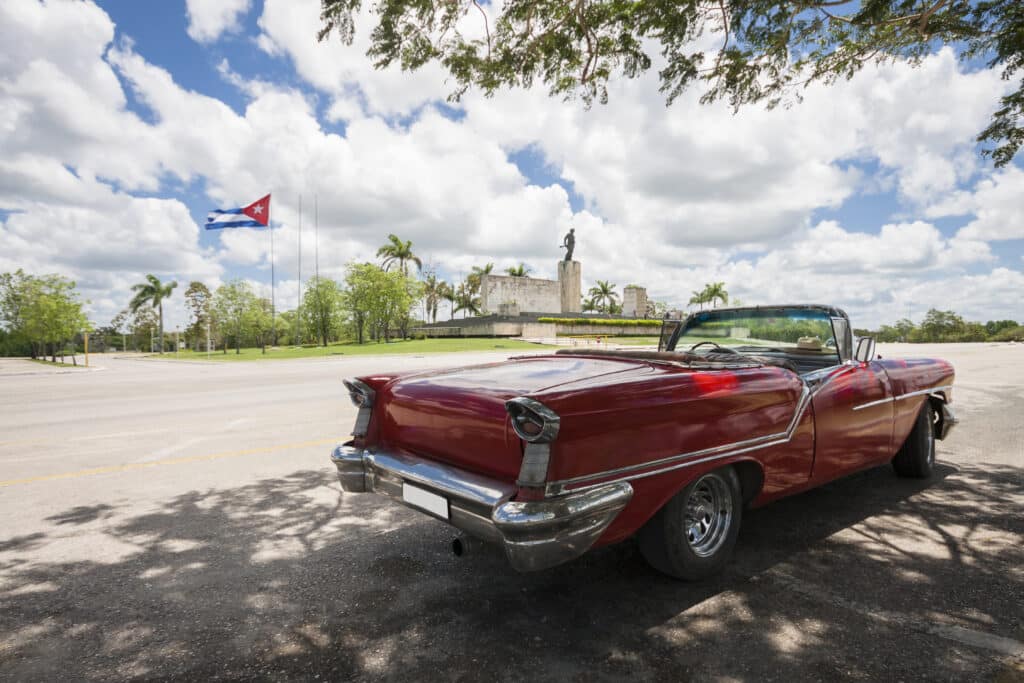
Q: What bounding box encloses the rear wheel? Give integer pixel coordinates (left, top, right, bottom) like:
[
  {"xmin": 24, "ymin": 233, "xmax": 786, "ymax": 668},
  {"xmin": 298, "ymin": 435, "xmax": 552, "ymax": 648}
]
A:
[
  {"xmin": 892, "ymin": 402, "xmax": 936, "ymax": 478},
  {"xmin": 638, "ymin": 467, "xmax": 742, "ymax": 580}
]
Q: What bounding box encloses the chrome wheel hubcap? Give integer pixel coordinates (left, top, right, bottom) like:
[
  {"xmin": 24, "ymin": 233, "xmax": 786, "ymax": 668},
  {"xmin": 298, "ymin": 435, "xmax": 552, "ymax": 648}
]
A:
[{"xmin": 684, "ymin": 473, "xmax": 733, "ymax": 558}]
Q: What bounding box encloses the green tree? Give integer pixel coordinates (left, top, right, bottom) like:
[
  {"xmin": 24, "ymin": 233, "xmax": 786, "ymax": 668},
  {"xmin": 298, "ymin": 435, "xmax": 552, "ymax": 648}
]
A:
[
  {"xmin": 320, "ymin": 0, "xmax": 1024, "ymax": 166},
  {"xmin": 183, "ymin": 281, "xmax": 213, "ymax": 351},
  {"xmin": 992, "ymin": 325, "xmax": 1024, "ymax": 342},
  {"xmin": 213, "ymin": 280, "xmax": 257, "ymax": 354},
  {"xmin": 985, "ymin": 319, "xmax": 1020, "ymax": 336},
  {"xmin": 646, "ymin": 299, "xmax": 669, "ymax": 319},
  {"xmin": 301, "ymin": 278, "xmax": 346, "ymax": 346},
  {"xmin": 703, "ymin": 282, "xmax": 729, "ymax": 309},
  {"xmin": 342, "ymin": 264, "xmax": 419, "ymax": 342},
  {"xmin": 439, "ymin": 280, "xmax": 456, "ymax": 320},
  {"xmin": 89, "ymin": 309, "xmax": 129, "ymax": 353},
  {"xmin": 275, "ymin": 309, "xmax": 298, "ymax": 346},
  {"xmin": 21, "ymin": 275, "xmax": 90, "ymax": 363},
  {"xmin": 894, "ymin": 318, "xmax": 917, "ymax": 341},
  {"xmin": 129, "ymin": 274, "xmax": 177, "ymax": 354},
  {"xmin": 390, "ymin": 272, "xmax": 424, "ymax": 340},
  {"xmin": 129, "ymin": 306, "xmax": 158, "ymax": 352},
  {"xmin": 914, "ymin": 308, "xmax": 965, "ymax": 342},
  {"xmin": 0, "ymin": 270, "xmax": 35, "ymax": 356},
  {"xmin": 466, "ymin": 263, "xmax": 494, "ymax": 296},
  {"xmin": 343, "ymin": 263, "xmax": 380, "ymax": 344},
  {"xmin": 376, "ymin": 234, "xmax": 422, "ymax": 275},
  {"xmin": 689, "ymin": 289, "xmax": 708, "ymax": 311},
  {"xmin": 588, "ymin": 280, "xmax": 619, "ymax": 313},
  {"xmin": 247, "ymin": 297, "xmax": 276, "ymax": 353},
  {"xmin": 453, "ymin": 282, "xmax": 481, "ymax": 318},
  {"xmin": 422, "ymin": 272, "xmax": 445, "ymax": 323},
  {"xmin": 505, "ymin": 263, "xmax": 531, "ymax": 277}
]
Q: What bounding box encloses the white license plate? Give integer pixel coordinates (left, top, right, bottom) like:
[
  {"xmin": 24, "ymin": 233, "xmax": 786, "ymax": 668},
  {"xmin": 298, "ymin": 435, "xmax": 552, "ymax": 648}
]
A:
[{"xmin": 402, "ymin": 482, "xmax": 449, "ymax": 520}]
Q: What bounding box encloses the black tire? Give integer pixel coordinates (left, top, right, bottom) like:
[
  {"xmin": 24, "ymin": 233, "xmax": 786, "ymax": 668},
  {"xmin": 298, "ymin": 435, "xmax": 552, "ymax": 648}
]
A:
[
  {"xmin": 892, "ymin": 402, "xmax": 936, "ymax": 478},
  {"xmin": 638, "ymin": 467, "xmax": 742, "ymax": 580}
]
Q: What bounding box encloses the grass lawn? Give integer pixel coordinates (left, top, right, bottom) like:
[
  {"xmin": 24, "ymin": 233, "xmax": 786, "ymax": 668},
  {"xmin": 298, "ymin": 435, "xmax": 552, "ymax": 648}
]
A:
[
  {"xmin": 165, "ymin": 338, "xmax": 556, "ymax": 361},
  {"xmin": 30, "ymin": 358, "xmax": 87, "ymax": 368}
]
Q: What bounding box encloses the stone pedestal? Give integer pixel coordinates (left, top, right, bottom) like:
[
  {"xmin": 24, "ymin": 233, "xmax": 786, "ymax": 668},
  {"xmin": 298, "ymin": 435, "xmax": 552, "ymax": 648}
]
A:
[
  {"xmin": 622, "ymin": 285, "xmax": 648, "ymax": 318},
  {"xmin": 558, "ymin": 260, "xmax": 582, "ymax": 314}
]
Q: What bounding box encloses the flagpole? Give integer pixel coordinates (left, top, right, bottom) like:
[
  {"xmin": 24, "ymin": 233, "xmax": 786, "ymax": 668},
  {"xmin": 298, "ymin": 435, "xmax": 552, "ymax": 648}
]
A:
[
  {"xmin": 270, "ymin": 197, "xmax": 276, "ymax": 346},
  {"xmin": 314, "ymin": 195, "xmax": 319, "ymax": 284},
  {"xmin": 296, "ymin": 194, "xmax": 303, "ymax": 347},
  {"xmin": 314, "ymin": 194, "xmax": 321, "ymax": 347}
]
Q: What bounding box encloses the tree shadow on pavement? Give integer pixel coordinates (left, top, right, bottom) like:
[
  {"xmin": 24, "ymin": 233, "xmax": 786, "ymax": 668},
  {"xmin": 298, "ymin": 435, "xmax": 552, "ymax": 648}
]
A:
[{"xmin": 0, "ymin": 462, "xmax": 1021, "ymax": 681}]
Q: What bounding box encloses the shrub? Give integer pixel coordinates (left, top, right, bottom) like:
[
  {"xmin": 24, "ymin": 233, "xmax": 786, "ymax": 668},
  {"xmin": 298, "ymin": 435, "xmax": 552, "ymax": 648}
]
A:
[
  {"xmin": 993, "ymin": 326, "xmax": 1024, "ymax": 342},
  {"xmin": 538, "ymin": 317, "xmax": 663, "ymax": 327}
]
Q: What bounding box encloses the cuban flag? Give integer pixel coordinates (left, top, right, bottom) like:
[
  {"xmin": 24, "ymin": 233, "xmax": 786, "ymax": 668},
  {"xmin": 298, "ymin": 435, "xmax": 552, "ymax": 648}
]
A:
[{"xmin": 206, "ymin": 194, "xmax": 271, "ymax": 230}]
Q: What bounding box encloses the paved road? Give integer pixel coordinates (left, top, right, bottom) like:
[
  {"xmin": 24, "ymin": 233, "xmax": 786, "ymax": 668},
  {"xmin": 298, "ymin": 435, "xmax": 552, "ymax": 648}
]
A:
[{"xmin": 0, "ymin": 346, "xmax": 1021, "ymax": 681}]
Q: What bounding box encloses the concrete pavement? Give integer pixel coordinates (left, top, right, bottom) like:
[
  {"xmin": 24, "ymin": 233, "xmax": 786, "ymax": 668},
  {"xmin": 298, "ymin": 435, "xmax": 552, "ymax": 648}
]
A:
[{"xmin": 0, "ymin": 345, "xmax": 1021, "ymax": 681}]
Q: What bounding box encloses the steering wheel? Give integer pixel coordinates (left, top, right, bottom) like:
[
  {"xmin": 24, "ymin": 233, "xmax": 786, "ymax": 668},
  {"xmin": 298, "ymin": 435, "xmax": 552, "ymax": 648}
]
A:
[{"xmin": 688, "ymin": 341, "xmax": 739, "ymax": 354}]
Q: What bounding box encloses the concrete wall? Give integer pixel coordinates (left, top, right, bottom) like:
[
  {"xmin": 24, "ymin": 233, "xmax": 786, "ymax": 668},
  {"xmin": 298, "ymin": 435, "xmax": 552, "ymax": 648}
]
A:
[
  {"xmin": 479, "ymin": 274, "xmax": 561, "ymax": 314},
  {"xmin": 622, "ymin": 286, "xmax": 648, "ymax": 318}
]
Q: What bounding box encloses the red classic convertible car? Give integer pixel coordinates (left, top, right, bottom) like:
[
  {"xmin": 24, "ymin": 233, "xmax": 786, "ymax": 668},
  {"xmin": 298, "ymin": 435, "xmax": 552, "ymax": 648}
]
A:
[{"xmin": 332, "ymin": 304, "xmax": 956, "ymax": 579}]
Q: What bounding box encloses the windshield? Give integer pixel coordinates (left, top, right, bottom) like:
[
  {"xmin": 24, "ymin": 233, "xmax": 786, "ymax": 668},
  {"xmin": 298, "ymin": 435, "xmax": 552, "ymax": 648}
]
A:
[{"xmin": 669, "ymin": 307, "xmax": 843, "ymax": 362}]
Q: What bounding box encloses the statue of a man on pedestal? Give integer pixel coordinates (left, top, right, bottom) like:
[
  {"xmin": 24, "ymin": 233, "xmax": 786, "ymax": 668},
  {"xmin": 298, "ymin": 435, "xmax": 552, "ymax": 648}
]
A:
[{"xmin": 561, "ymin": 228, "xmax": 576, "ymax": 261}]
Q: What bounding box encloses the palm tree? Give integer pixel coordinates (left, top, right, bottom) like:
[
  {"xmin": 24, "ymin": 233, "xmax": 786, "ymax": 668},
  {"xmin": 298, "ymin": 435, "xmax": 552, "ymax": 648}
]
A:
[
  {"xmin": 505, "ymin": 263, "xmax": 530, "ymax": 277},
  {"xmin": 453, "ymin": 282, "xmax": 481, "ymax": 318},
  {"xmin": 422, "ymin": 273, "xmax": 445, "ymax": 323},
  {"xmin": 439, "ymin": 281, "xmax": 456, "ymax": 320},
  {"xmin": 688, "ymin": 289, "xmax": 708, "ymax": 311},
  {"xmin": 129, "ymin": 274, "xmax": 178, "ymax": 354},
  {"xmin": 587, "ymin": 280, "xmax": 618, "ymax": 313},
  {"xmin": 376, "ymin": 234, "xmax": 422, "ymax": 275},
  {"xmin": 704, "ymin": 281, "xmax": 729, "ymax": 308},
  {"xmin": 466, "ymin": 263, "xmax": 494, "ymax": 295},
  {"xmin": 582, "ymin": 298, "xmax": 598, "ymax": 313}
]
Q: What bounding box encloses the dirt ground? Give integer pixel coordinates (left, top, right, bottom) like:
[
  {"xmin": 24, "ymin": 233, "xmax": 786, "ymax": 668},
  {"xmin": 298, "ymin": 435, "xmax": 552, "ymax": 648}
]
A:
[{"xmin": 0, "ymin": 344, "xmax": 1021, "ymax": 681}]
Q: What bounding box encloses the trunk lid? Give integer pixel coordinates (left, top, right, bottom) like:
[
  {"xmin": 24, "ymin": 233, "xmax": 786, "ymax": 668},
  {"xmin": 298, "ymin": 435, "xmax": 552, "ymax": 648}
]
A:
[{"xmin": 369, "ymin": 355, "xmax": 653, "ymax": 480}]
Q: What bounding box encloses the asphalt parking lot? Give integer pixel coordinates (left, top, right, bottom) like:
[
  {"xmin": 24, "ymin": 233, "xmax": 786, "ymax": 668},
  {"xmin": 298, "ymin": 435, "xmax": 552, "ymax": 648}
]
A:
[{"xmin": 1, "ymin": 344, "xmax": 1022, "ymax": 681}]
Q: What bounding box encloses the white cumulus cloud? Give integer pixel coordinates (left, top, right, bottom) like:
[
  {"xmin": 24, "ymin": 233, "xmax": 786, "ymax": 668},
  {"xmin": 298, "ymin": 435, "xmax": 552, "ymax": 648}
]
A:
[{"xmin": 185, "ymin": 0, "xmax": 251, "ymax": 43}]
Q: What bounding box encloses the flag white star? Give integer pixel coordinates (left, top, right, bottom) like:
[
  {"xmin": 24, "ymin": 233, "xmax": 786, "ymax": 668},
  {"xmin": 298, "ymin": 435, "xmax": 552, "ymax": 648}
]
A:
[{"xmin": 253, "ymin": 204, "xmax": 263, "ymax": 214}]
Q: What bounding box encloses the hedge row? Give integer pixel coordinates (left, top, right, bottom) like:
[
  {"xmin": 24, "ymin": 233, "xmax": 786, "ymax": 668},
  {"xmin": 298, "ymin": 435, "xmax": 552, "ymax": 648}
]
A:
[{"xmin": 537, "ymin": 317, "xmax": 663, "ymax": 327}]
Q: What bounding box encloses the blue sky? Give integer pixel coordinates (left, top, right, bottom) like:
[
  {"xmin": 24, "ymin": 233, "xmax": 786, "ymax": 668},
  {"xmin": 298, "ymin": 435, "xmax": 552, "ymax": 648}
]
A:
[{"xmin": 1, "ymin": 0, "xmax": 1022, "ymax": 329}]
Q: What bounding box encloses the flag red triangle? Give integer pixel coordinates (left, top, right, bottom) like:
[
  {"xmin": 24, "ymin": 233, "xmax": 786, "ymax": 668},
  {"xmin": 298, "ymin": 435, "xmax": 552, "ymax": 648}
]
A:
[{"xmin": 242, "ymin": 194, "xmax": 271, "ymax": 226}]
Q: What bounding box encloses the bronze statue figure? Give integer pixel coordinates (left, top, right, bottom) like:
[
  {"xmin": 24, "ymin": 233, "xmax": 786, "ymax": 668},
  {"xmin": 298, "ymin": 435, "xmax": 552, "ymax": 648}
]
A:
[{"xmin": 561, "ymin": 228, "xmax": 576, "ymax": 261}]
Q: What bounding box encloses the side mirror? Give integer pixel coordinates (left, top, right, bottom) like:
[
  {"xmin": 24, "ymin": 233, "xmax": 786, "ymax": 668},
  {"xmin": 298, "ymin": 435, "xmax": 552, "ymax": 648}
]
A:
[{"xmin": 854, "ymin": 336, "xmax": 877, "ymax": 363}]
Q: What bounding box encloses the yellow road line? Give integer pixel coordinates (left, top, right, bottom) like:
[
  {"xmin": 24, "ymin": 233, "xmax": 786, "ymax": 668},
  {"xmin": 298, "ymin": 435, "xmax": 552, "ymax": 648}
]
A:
[{"xmin": 0, "ymin": 437, "xmax": 341, "ymax": 488}]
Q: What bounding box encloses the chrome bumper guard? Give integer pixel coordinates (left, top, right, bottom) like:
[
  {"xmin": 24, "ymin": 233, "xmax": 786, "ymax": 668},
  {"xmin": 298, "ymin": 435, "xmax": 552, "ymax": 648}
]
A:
[
  {"xmin": 331, "ymin": 444, "xmax": 633, "ymax": 572},
  {"xmin": 937, "ymin": 403, "xmax": 958, "ymax": 441}
]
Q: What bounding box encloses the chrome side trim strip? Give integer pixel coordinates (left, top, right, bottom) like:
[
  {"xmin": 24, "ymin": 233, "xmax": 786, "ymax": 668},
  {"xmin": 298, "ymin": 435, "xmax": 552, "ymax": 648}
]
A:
[
  {"xmin": 546, "ymin": 363, "xmax": 861, "ymax": 495},
  {"xmin": 548, "ymin": 385, "xmax": 812, "ymax": 494},
  {"xmin": 851, "ymin": 385, "xmax": 953, "ymax": 412},
  {"xmin": 851, "ymin": 397, "xmax": 895, "ymax": 412},
  {"xmin": 897, "ymin": 385, "xmax": 953, "ymax": 401}
]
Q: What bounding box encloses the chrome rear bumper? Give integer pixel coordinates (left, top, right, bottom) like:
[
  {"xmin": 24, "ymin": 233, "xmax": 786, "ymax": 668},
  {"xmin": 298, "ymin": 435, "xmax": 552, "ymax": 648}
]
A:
[{"xmin": 331, "ymin": 444, "xmax": 633, "ymax": 572}]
